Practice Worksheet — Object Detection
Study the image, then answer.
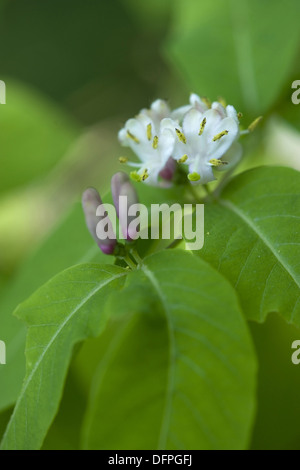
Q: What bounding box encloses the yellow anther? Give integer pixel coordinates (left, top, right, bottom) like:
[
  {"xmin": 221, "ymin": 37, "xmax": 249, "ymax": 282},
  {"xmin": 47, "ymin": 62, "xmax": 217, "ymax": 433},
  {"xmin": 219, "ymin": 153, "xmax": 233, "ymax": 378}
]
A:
[
  {"xmin": 127, "ymin": 130, "xmax": 140, "ymax": 143},
  {"xmin": 209, "ymin": 159, "xmax": 228, "ymax": 167},
  {"xmin": 130, "ymin": 171, "xmax": 142, "ymax": 182},
  {"xmin": 237, "ymin": 112, "xmax": 243, "ymax": 119},
  {"xmin": 201, "ymin": 96, "xmax": 211, "ymax": 108},
  {"xmin": 119, "ymin": 156, "xmax": 128, "ymax": 164},
  {"xmin": 199, "ymin": 117, "xmax": 207, "ymax": 136},
  {"xmin": 188, "ymin": 172, "xmax": 201, "ymax": 182},
  {"xmin": 152, "ymin": 135, "xmax": 159, "ymax": 149},
  {"xmin": 147, "ymin": 123, "xmax": 152, "ymax": 141},
  {"xmin": 218, "ymin": 96, "xmax": 227, "ymax": 107},
  {"xmin": 212, "ymin": 130, "xmax": 229, "ymax": 141},
  {"xmin": 141, "ymin": 169, "xmax": 149, "ymax": 181},
  {"xmin": 178, "ymin": 154, "xmax": 188, "ymax": 163},
  {"xmin": 248, "ymin": 116, "xmax": 263, "ymax": 132},
  {"xmin": 175, "ymin": 128, "xmax": 187, "ymax": 144}
]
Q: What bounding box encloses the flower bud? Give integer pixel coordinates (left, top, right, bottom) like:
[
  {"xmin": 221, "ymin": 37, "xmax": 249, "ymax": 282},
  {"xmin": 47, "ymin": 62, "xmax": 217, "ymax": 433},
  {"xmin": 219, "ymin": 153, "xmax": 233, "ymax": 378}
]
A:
[
  {"xmin": 111, "ymin": 172, "xmax": 130, "ymax": 217},
  {"xmin": 159, "ymin": 157, "xmax": 177, "ymax": 181},
  {"xmin": 82, "ymin": 188, "xmax": 116, "ymax": 255},
  {"xmin": 111, "ymin": 172, "xmax": 139, "ymax": 241}
]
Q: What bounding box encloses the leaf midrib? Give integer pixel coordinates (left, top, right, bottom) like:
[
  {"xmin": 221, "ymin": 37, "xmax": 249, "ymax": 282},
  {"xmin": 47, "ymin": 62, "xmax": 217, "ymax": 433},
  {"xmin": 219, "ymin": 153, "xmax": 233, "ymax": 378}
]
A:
[{"xmin": 142, "ymin": 264, "xmax": 176, "ymax": 450}]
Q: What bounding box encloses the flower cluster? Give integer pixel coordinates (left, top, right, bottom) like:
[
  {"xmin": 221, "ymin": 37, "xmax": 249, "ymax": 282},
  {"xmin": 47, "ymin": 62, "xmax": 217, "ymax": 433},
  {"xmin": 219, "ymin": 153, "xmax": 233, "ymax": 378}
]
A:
[{"xmin": 118, "ymin": 93, "xmax": 259, "ymax": 186}]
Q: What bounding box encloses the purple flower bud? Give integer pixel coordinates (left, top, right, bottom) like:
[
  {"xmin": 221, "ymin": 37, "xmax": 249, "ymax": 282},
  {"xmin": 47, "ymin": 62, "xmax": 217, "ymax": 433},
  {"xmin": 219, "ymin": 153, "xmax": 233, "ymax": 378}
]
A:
[
  {"xmin": 111, "ymin": 172, "xmax": 139, "ymax": 241},
  {"xmin": 111, "ymin": 172, "xmax": 130, "ymax": 217},
  {"xmin": 82, "ymin": 188, "xmax": 116, "ymax": 255},
  {"xmin": 159, "ymin": 157, "xmax": 177, "ymax": 181},
  {"xmin": 119, "ymin": 182, "xmax": 139, "ymax": 241}
]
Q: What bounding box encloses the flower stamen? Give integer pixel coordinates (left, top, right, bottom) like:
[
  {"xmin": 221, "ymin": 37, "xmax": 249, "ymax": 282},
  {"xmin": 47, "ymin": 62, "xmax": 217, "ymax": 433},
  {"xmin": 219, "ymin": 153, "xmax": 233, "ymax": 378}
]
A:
[
  {"xmin": 119, "ymin": 156, "xmax": 128, "ymax": 163},
  {"xmin": 248, "ymin": 116, "xmax": 263, "ymax": 132},
  {"xmin": 127, "ymin": 130, "xmax": 140, "ymax": 143},
  {"xmin": 218, "ymin": 96, "xmax": 226, "ymax": 107},
  {"xmin": 212, "ymin": 130, "xmax": 229, "ymax": 141},
  {"xmin": 201, "ymin": 96, "xmax": 211, "ymax": 108},
  {"xmin": 152, "ymin": 135, "xmax": 159, "ymax": 149},
  {"xmin": 141, "ymin": 169, "xmax": 149, "ymax": 181},
  {"xmin": 147, "ymin": 123, "xmax": 152, "ymax": 141},
  {"xmin": 199, "ymin": 117, "xmax": 207, "ymax": 136},
  {"xmin": 130, "ymin": 171, "xmax": 142, "ymax": 182},
  {"xmin": 175, "ymin": 128, "xmax": 187, "ymax": 144},
  {"xmin": 178, "ymin": 154, "xmax": 188, "ymax": 163},
  {"xmin": 209, "ymin": 158, "xmax": 228, "ymax": 167}
]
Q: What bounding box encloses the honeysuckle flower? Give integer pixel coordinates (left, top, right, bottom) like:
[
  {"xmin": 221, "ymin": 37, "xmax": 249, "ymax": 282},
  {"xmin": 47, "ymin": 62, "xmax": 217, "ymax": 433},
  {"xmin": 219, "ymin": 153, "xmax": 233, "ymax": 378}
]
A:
[
  {"xmin": 170, "ymin": 102, "xmax": 240, "ymax": 184},
  {"xmin": 118, "ymin": 113, "xmax": 177, "ymax": 186},
  {"xmin": 82, "ymin": 188, "xmax": 116, "ymax": 255},
  {"xmin": 118, "ymin": 94, "xmax": 260, "ymax": 186}
]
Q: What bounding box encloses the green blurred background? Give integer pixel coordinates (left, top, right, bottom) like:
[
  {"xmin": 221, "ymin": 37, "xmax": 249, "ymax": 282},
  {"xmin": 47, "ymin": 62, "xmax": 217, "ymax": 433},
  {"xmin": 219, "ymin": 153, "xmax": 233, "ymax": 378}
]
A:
[{"xmin": 0, "ymin": 0, "xmax": 299, "ymax": 449}]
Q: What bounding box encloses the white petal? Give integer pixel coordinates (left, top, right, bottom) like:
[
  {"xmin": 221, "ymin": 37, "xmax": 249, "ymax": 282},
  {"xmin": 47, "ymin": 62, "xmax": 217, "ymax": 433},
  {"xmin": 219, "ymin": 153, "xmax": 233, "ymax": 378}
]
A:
[
  {"xmin": 151, "ymin": 99, "xmax": 170, "ymax": 117},
  {"xmin": 171, "ymin": 104, "xmax": 192, "ymax": 122},
  {"xmin": 160, "ymin": 117, "xmax": 177, "ymax": 132},
  {"xmin": 190, "ymin": 93, "xmax": 209, "ymax": 113},
  {"xmin": 118, "ymin": 128, "xmax": 129, "ymax": 145},
  {"xmin": 125, "ymin": 118, "xmax": 147, "ymax": 143},
  {"xmin": 211, "ymin": 101, "xmax": 226, "ymax": 118},
  {"xmin": 159, "ymin": 128, "xmax": 176, "ymax": 164},
  {"xmin": 199, "ymin": 109, "xmax": 224, "ymax": 143},
  {"xmin": 136, "ymin": 113, "xmax": 155, "ymax": 128},
  {"xmin": 206, "ymin": 117, "xmax": 239, "ymax": 160},
  {"xmin": 215, "ymin": 142, "xmax": 243, "ymax": 172},
  {"xmin": 182, "ymin": 108, "xmax": 203, "ymax": 136},
  {"xmin": 226, "ymin": 105, "xmax": 239, "ymax": 125},
  {"xmin": 189, "ymin": 157, "xmax": 215, "ymax": 184}
]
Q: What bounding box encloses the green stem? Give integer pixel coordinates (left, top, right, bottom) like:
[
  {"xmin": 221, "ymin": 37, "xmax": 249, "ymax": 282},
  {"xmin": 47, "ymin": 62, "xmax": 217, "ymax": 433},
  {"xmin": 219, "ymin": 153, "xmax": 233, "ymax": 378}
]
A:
[
  {"xmin": 167, "ymin": 237, "xmax": 184, "ymax": 250},
  {"xmin": 187, "ymin": 184, "xmax": 203, "ymax": 203},
  {"xmin": 211, "ymin": 165, "xmax": 237, "ymax": 199},
  {"xmin": 203, "ymin": 184, "xmax": 211, "ymax": 195},
  {"xmin": 123, "ymin": 254, "xmax": 136, "ymax": 270},
  {"xmin": 130, "ymin": 247, "xmax": 143, "ymax": 266}
]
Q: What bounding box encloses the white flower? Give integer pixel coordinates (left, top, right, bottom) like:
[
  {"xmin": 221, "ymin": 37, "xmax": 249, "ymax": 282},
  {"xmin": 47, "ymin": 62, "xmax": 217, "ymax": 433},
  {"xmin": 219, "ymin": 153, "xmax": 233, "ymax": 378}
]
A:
[
  {"xmin": 170, "ymin": 102, "xmax": 240, "ymax": 183},
  {"xmin": 118, "ymin": 95, "xmax": 250, "ymax": 186},
  {"xmin": 118, "ymin": 112, "xmax": 177, "ymax": 186}
]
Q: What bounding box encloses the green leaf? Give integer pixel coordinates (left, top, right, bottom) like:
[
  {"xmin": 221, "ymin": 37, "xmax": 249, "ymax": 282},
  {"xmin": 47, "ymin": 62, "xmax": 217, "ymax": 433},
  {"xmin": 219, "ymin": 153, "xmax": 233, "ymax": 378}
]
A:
[
  {"xmin": 0, "ymin": 263, "xmax": 127, "ymax": 450},
  {"xmin": 198, "ymin": 166, "xmax": 300, "ymax": 324},
  {"xmin": 121, "ymin": 0, "xmax": 172, "ymax": 32},
  {"xmin": 42, "ymin": 367, "xmax": 87, "ymax": 450},
  {"xmin": 0, "ymin": 203, "xmax": 111, "ymax": 413},
  {"xmin": 0, "ymin": 79, "xmax": 79, "ymax": 194},
  {"xmin": 82, "ymin": 250, "xmax": 257, "ymax": 450},
  {"xmin": 165, "ymin": 0, "xmax": 300, "ymax": 113},
  {"xmin": 0, "ymin": 182, "xmax": 185, "ymax": 413},
  {"xmin": 0, "ymin": 408, "xmax": 12, "ymax": 443},
  {"xmin": 250, "ymin": 314, "xmax": 300, "ymax": 450}
]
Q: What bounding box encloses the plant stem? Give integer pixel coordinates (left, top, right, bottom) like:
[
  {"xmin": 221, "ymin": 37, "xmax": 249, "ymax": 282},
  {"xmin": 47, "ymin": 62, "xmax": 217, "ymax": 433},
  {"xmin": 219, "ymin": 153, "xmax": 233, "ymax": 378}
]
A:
[
  {"xmin": 187, "ymin": 184, "xmax": 203, "ymax": 203},
  {"xmin": 123, "ymin": 254, "xmax": 136, "ymax": 270},
  {"xmin": 212, "ymin": 166, "xmax": 237, "ymax": 199},
  {"xmin": 130, "ymin": 247, "xmax": 143, "ymax": 266}
]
